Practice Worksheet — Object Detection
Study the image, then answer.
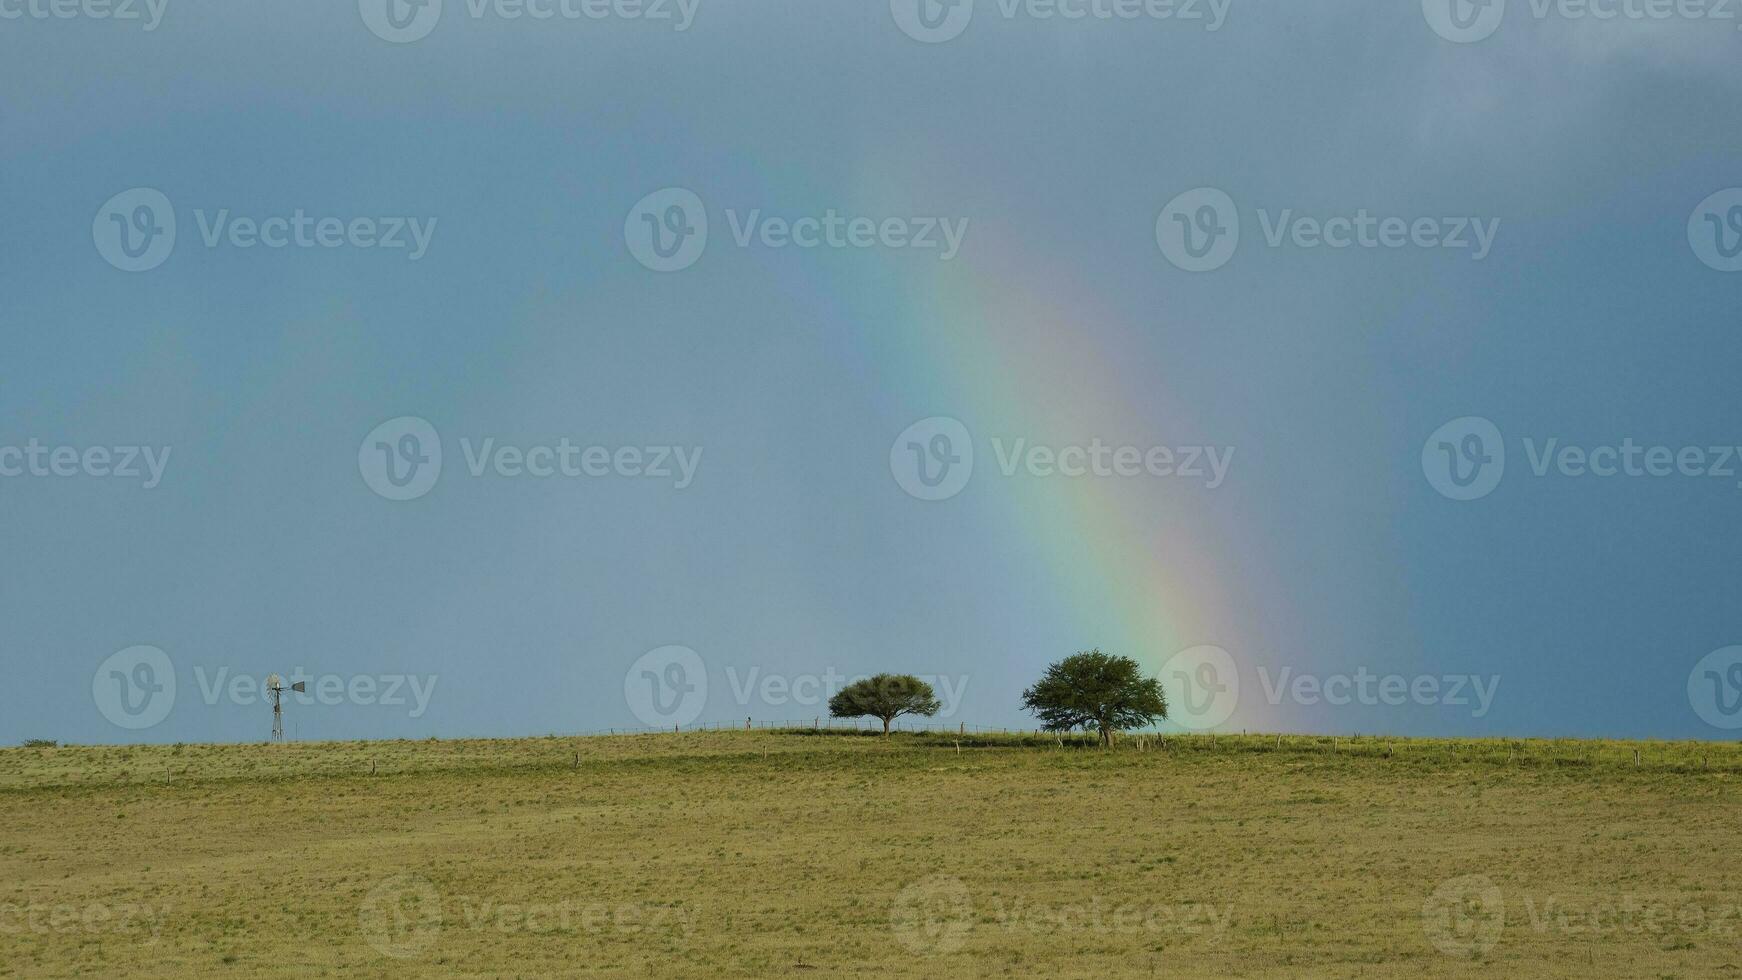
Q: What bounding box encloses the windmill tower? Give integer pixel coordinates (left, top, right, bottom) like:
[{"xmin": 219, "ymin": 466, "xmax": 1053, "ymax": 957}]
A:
[{"xmin": 265, "ymin": 674, "xmax": 306, "ymax": 742}]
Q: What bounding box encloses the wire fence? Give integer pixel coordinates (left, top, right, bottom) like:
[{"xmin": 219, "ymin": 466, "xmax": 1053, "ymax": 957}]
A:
[
  {"xmin": 550, "ymin": 719, "xmax": 1090, "ymax": 738},
  {"xmin": 536, "ymin": 723, "xmax": 1742, "ymax": 770},
  {"xmin": 538, "ymin": 722, "xmax": 1738, "ymax": 765},
  {"xmin": 10, "ymin": 725, "xmax": 1740, "ymax": 792}
]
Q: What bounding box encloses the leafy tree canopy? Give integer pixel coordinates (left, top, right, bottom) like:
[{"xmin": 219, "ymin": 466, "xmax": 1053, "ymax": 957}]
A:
[
  {"xmin": 1021, "ymin": 649, "xmax": 1168, "ymax": 745},
  {"xmin": 828, "ymin": 674, "xmax": 942, "ymax": 735}
]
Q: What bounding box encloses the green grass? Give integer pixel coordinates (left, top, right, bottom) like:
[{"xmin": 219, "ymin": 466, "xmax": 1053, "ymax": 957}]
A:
[{"xmin": 1, "ymin": 731, "xmax": 1739, "ymax": 978}]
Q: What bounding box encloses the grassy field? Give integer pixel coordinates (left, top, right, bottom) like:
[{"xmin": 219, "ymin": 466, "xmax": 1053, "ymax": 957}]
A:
[{"xmin": 1, "ymin": 730, "xmax": 1739, "ymax": 978}]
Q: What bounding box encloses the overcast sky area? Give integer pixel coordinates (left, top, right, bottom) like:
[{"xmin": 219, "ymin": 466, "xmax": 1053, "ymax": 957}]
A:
[{"xmin": 2, "ymin": 0, "xmax": 1740, "ymax": 745}]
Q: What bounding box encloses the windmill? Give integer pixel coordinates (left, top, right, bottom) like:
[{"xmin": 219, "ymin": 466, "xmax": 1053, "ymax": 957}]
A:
[{"xmin": 266, "ymin": 674, "xmax": 306, "ymax": 742}]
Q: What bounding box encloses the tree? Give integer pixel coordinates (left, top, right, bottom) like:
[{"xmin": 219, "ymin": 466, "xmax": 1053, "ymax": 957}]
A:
[
  {"xmin": 1021, "ymin": 649, "xmax": 1167, "ymax": 746},
  {"xmin": 828, "ymin": 674, "xmax": 942, "ymax": 736}
]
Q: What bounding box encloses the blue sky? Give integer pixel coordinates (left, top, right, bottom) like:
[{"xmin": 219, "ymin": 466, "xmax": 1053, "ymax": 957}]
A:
[{"xmin": 2, "ymin": 1, "xmax": 1740, "ymax": 745}]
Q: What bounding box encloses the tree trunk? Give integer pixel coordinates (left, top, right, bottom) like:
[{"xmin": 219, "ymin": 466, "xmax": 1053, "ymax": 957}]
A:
[{"xmin": 882, "ymin": 716, "xmax": 891, "ymax": 737}]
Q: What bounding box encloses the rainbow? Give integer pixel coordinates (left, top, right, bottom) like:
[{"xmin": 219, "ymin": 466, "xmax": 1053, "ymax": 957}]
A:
[
  {"xmin": 810, "ymin": 212, "xmax": 1289, "ymax": 732},
  {"xmin": 707, "ymin": 156, "xmax": 1297, "ymax": 731}
]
